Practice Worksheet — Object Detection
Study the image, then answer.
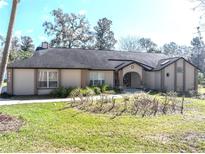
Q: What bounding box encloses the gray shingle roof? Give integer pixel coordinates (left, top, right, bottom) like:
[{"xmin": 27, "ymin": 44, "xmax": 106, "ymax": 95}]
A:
[{"xmin": 8, "ymin": 48, "xmax": 186, "ymax": 70}]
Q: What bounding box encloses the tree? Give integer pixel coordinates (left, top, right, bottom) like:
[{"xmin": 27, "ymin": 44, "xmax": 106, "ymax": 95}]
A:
[
  {"xmin": 163, "ymin": 42, "xmax": 179, "ymax": 56},
  {"xmin": 191, "ymin": 36, "xmax": 203, "ymax": 49},
  {"xmin": 0, "ymin": 35, "xmax": 4, "ymax": 46},
  {"xmin": 190, "ymin": 36, "xmax": 205, "ymax": 72},
  {"xmin": 138, "ymin": 37, "xmax": 157, "ymax": 53},
  {"xmin": 10, "ymin": 36, "xmax": 20, "ymax": 51},
  {"xmin": 0, "ymin": 36, "xmax": 34, "ymax": 62},
  {"xmin": 94, "ymin": 17, "xmax": 117, "ymax": 50},
  {"xmin": 21, "ymin": 36, "xmax": 34, "ymax": 51},
  {"xmin": 193, "ymin": 0, "xmax": 205, "ymax": 11},
  {"xmin": 162, "ymin": 42, "xmax": 192, "ymax": 58},
  {"xmin": 119, "ymin": 36, "xmax": 140, "ymax": 51},
  {"xmin": 8, "ymin": 36, "xmax": 20, "ymax": 61},
  {"xmin": 0, "ymin": 0, "xmax": 19, "ymax": 93},
  {"xmin": 43, "ymin": 9, "xmax": 93, "ymax": 48}
]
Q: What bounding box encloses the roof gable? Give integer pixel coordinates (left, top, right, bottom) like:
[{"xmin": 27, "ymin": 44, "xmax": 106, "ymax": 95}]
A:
[{"xmin": 154, "ymin": 57, "xmax": 199, "ymax": 71}]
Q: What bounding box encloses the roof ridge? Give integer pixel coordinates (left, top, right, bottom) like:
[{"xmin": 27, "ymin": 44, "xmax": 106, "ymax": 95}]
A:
[
  {"xmin": 48, "ymin": 47, "xmax": 166, "ymax": 55},
  {"xmin": 160, "ymin": 57, "xmax": 182, "ymax": 61}
]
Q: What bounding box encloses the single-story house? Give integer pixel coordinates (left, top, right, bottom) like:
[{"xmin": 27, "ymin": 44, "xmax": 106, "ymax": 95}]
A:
[{"xmin": 7, "ymin": 45, "xmax": 198, "ymax": 95}]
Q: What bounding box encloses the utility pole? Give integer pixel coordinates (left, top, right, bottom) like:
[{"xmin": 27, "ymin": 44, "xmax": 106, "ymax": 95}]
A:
[{"xmin": 0, "ymin": 0, "xmax": 19, "ymax": 93}]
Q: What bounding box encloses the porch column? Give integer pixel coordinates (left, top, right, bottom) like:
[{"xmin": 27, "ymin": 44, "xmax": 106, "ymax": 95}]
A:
[
  {"xmin": 141, "ymin": 69, "xmax": 145, "ymax": 88},
  {"xmin": 7, "ymin": 68, "xmax": 13, "ymax": 95},
  {"xmin": 161, "ymin": 69, "xmax": 165, "ymax": 91},
  {"xmin": 118, "ymin": 70, "xmax": 123, "ymax": 87}
]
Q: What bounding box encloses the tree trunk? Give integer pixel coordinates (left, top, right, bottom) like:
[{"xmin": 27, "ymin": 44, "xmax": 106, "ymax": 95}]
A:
[{"xmin": 0, "ymin": 0, "xmax": 19, "ymax": 93}]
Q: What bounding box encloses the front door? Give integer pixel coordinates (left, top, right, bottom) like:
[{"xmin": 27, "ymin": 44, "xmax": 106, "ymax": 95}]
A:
[{"xmin": 123, "ymin": 72, "xmax": 141, "ymax": 88}]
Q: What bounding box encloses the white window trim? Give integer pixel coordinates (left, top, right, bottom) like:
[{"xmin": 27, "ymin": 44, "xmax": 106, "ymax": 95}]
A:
[
  {"xmin": 89, "ymin": 71, "xmax": 105, "ymax": 86},
  {"xmin": 38, "ymin": 70, "xmax": 59, "ymax": 89}
]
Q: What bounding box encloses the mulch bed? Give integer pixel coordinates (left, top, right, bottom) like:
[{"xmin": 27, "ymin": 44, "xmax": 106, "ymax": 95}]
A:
[{"xmin": 0, "ymin": 113, "xmax": 23, "ymax": 132}]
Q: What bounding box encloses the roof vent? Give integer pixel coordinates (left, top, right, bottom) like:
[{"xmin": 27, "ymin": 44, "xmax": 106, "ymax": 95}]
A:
[{"xmin": 160, "ymin": 60, "xmax": 170, "ymax": 65}]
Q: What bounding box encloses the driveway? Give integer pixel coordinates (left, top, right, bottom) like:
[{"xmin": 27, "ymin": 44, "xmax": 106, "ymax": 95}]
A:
[{"xmin": 0, "ymin": 94, "xmax": 125, "ymax": 106}]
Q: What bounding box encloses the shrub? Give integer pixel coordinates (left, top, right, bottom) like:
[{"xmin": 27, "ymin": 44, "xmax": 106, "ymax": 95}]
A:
[
  {"xmin": 0, "ymin": 92, "xmax": 12, "ymax": 98},
  {"xmin": 187, "ymin": 90, "xmax": 197, "ymax": 97},
  {"xmin": 67, "ymin": 87, "xmax": 75, "ymax": 96},
  {"xmin": 103, "ymin": 90, "xmax": 116, "ymax": 95},
  {"xmin": 198, "ymin": 72, "xmax": 205, "ymax": 85},
  {"xmin": 90, "ymin": 86, "xmax": 101, "ymax": 95},
  {"xmin": 69, "ymin": 88, "xmax": 81, "ymax": 97},
  {"xmin": 113, "ymin": 88, "xmax": 121, "ymax": 94},
  {"xmin": 80, "ymin": 87, "xmax": 95, "ymax": 96},
  {"xmin": 50, "ymin": 87, "xmax": 68, "ymax": 98},
  {"xmin": 100, "ymin": 84, "xmax": 110, "ymax": 93}
]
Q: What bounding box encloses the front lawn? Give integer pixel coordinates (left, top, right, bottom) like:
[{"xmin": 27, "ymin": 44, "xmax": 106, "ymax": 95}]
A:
[
  {"xmin": 198, "ymin": 84, "xmax": 205, "ymax": 94},
  {"xmin": 0, "ymin": 97, "xmax": 205, "ymax": 152}
]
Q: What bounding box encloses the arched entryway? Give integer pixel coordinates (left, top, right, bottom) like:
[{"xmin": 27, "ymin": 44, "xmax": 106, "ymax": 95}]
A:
[{"xmin": 123, "ymin": 72, "xmax": 141, "ymax": 88}]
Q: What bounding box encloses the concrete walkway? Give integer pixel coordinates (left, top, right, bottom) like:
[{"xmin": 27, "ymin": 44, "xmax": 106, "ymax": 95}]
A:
[{"xmin": 0, "ymin": 94, "xmax": 124, "ymax": 106}]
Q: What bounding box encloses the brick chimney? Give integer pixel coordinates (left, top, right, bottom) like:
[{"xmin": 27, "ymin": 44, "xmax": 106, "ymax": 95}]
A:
[{"xmin": 41, "ymin": 42, "xmax": 49, "ymax": 49}]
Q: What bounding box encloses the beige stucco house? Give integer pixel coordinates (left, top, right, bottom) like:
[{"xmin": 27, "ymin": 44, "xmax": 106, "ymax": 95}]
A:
[{"xmin": 7, "ymin": 47, "xmax": 198, "ymax": 95}]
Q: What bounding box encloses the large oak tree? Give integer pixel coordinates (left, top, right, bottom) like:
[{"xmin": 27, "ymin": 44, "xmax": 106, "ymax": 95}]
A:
[{"xmin": 43, "ymin": 9, "xmax": 93, "ymax": 48}]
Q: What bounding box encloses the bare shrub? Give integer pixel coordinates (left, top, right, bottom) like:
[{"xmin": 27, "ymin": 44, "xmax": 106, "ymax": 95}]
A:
[
  {"xmin": 60, "ymin": 91, "xmax": 185, "ymax": 118},
  {"xmin": 103, "ymin": 97, "xmax": 116, "ymax": 113}
]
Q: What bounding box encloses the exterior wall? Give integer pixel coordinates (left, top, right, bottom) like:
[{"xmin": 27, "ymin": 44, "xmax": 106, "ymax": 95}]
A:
[
  {"xmin": 38, "ymin": 89, "xmax": 53, "ymax": 95},
  {"xmin": 144, "ymin": 71, "xmax": 161, "ymax": 90},
  {"xmin": 185, "ymin": 62, "xmax": 195, "ymax": 91},
  {"xmin": 11, "ymin": 68, "xmax": 114, "ymax": 95},
  {"xmin": 61, "ymin": 69, "xmax": 81, "ymax": 88},
  {"xmin": 161, "ymin": 59, "xmax": 196, "ymax": 92},
  {"xmin": 155, "ymin": 71, "xmax": 161, "ymax": 90},
  {"xmin": 13, "ymin": 69, "xmax": 35, "ymax": 95},
  {"xmin": 164, "ymin": 63, "xmax": 175, "ymax": 91},
  {"xmin": 176, "ymin": 59, "xmax": 183, "ymax": 91},
  {"xmin": 144, "ymin": 71, "xmax": 155, "ymax": 89}
]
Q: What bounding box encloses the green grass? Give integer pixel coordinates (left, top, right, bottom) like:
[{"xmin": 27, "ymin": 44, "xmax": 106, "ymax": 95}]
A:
[
  {"xmin": 198, "ymin": 84, "xmax": 205, "ymax": 94},
  {"xmin": 0, "ymin": 97, "xmax": 205, "ymax": 152}
]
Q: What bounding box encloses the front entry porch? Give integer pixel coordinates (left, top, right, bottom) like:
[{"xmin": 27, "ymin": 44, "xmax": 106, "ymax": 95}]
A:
[{"xmin": 115, "ymin": 70, "xmax": 143, "ymax": 89}]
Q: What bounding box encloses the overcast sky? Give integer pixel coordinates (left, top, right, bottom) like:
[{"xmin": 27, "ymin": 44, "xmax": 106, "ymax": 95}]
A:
[{"xmin": 0, "ymin": 0, "xmax": 203, "ymax": 48}]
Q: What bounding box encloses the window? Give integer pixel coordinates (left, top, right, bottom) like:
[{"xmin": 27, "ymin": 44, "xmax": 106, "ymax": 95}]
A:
[
  {"xmin": 38, "ymin": 70, "xmax": 58, "ymax": 88},
  {"xmin": 89, "ymin": 72, "xmax": 105, "ymax": 86},
  {"xmin": 166, "ymin": 73, "xmax": 170, "ymax": 77}
]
